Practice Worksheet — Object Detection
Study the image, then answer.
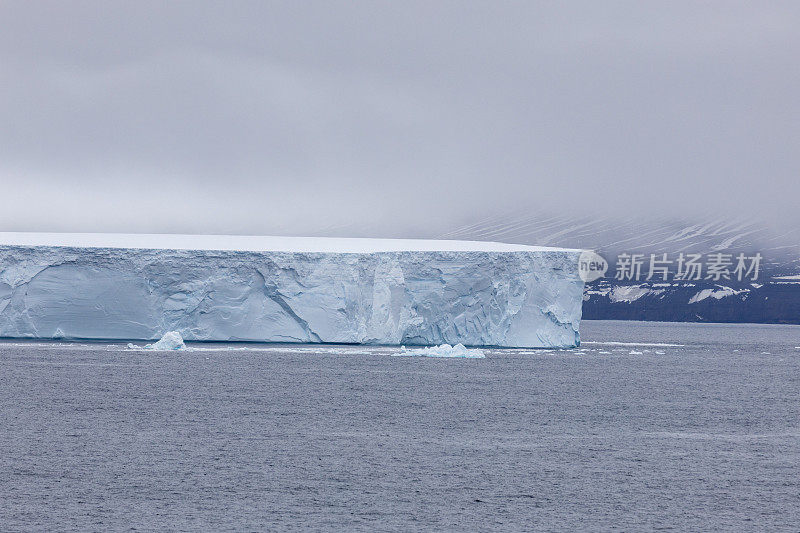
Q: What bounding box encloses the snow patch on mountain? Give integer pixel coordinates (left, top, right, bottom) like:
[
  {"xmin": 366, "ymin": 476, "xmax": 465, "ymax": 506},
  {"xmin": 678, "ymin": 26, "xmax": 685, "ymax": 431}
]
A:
[
  {"xmin": 608, "ymin": 285, "xmax": 665, "ymax": 303},
  {"xmin": 688, "ymin": 286, "xmax": 749, "ymax": 304},
  {"xmin": 772, "ymin": 274, "xmax": 800, "ymax": 282}
]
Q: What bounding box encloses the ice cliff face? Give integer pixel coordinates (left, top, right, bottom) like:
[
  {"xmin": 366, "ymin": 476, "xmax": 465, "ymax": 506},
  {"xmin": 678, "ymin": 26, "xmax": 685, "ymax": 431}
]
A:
[{"xmin": 0, "ymin": 234, "xmax": 584, "ymax": 348}]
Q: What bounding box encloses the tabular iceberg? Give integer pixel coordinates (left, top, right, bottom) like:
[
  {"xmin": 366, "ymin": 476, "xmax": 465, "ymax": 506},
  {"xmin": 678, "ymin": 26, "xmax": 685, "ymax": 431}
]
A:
[{"xmin": 0, "ymin": 233, "xmax": 584, "ymax": 348}]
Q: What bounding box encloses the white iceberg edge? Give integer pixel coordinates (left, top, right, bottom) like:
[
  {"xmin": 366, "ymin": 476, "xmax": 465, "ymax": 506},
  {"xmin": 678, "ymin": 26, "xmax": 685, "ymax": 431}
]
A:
[
  {"xmin": 0, "ymin": 233, "xmax": 584, "ymax": 348},
  {"xmin": 393, "ymin": 343, "xmax": 485, "ymax": 358}
]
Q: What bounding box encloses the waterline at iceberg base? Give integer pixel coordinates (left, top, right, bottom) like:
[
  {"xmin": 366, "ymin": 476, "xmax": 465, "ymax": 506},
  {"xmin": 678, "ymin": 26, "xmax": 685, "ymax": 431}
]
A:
[{"xmin": 0, "ymin": 234, "xmax": 584, "ymax": 348}]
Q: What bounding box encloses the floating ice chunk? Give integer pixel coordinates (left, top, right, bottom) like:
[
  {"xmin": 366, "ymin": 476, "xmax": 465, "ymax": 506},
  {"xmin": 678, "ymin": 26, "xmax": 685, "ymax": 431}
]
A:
[
  {"xmin": 144, "ymin": 331, "xmax": 186, "ymax": 350},
  {"xmin": 393, "ymin": 343, "xmax": 485, "ymax": 358}
]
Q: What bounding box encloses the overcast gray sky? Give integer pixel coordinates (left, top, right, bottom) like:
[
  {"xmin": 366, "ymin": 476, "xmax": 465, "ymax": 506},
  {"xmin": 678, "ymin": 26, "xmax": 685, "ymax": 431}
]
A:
[{"xmin": 1, "ymin": 1, "xmax": 798, "ymax": 238}]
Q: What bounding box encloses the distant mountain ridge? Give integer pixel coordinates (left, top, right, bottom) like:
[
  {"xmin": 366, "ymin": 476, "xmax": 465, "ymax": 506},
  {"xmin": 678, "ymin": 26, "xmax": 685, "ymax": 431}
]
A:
[{"xmin": 436, "ymin": 212, "xmax": 800, "ymax": 324}]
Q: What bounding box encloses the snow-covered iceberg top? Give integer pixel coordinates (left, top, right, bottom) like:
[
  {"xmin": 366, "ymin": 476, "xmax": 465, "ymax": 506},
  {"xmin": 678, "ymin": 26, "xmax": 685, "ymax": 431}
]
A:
[
  {"xmin": 0, "ymin": 232, "xmax": 579, "ymax": 254},
  {"xmin": 393, "ymin": 343, "xmax": 485, "ymax": 358},
  {"xmin": 0, "ymin": 232, "xmax": 584, "ymax": 348}
]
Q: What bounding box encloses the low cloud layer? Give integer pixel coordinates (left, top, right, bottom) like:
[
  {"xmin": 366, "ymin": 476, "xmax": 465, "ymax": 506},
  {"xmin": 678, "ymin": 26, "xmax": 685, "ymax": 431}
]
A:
[{"xmin": 2, "ymin": 2, "xmax": 798, "ymax": 237}]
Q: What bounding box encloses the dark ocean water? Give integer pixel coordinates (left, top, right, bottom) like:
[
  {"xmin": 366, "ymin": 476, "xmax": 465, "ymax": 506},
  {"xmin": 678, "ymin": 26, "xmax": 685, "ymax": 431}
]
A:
[{"xmin": 1, "ymin": 321, "xmax": 799, "ymax": 532}]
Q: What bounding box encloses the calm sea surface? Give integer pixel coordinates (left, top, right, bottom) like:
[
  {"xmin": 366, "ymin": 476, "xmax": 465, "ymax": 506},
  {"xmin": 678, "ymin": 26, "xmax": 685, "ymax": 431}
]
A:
[{"xmin": 1, "ymin": 321, "xmax": 799, "ymax": 531}]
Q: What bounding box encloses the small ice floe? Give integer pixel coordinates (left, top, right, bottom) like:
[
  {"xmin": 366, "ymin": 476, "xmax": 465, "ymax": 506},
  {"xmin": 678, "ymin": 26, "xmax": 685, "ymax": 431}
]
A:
[
  {"xmin": 393, "ymin": 343, "xmax": 485, "ymax": 358},
  {"xmin": 143, "ymin": 331, "xmax": 186, "ymax": 351},
  {"xmin": 583, "ymin": 341, "xmax": 685, "ymax": 347}
]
